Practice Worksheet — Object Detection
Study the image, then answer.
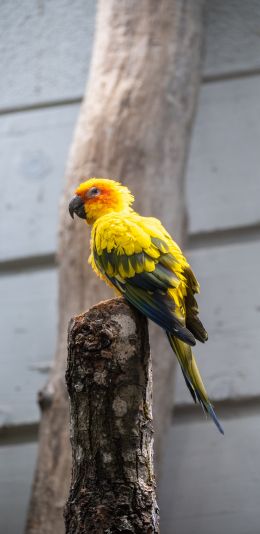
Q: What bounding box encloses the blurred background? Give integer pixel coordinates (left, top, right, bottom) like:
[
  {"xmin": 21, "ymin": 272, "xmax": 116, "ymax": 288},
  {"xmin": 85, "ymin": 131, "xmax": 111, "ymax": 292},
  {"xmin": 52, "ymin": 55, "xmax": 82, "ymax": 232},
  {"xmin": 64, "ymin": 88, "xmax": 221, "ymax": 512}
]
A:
[{"xmin": 1, "ymin": 1, "xmax": 260, "ymax": 533}]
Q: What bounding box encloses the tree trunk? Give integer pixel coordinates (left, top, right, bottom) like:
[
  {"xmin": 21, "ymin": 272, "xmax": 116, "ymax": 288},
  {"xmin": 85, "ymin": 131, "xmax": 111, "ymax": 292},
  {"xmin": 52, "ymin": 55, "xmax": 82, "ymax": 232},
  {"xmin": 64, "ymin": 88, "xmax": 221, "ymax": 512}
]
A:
[
  {"xmin": 26, "ymin": 1, "xmax": 205, "ymax": 532},
  {"xmin": 64, "ymin": 298, "xmax": 159, "ymax": 534}
]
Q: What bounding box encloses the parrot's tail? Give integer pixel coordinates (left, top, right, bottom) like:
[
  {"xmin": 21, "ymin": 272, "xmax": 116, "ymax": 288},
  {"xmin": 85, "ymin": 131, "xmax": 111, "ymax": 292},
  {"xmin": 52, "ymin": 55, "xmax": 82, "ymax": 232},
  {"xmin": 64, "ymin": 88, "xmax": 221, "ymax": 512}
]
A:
[{"xmin": 166, "ymin": 332, "xmax": 224, "ymax": 435}]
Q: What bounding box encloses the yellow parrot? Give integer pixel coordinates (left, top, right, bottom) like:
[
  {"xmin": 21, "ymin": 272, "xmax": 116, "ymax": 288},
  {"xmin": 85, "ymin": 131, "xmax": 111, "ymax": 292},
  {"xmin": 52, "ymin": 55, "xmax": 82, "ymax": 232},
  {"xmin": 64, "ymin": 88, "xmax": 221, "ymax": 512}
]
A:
[{"xmin": 69, "ymin": 178, "xmax": 223, "ymax": 434}]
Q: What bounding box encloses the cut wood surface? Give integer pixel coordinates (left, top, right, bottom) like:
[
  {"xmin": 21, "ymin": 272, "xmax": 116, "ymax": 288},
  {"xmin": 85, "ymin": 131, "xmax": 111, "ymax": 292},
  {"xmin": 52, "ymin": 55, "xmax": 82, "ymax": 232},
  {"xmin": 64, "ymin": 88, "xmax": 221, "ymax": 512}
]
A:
[
  {"xmin": 2, "ymin": 235, "xmax": 259, "ymax": 430},
  {"xmin": 65, "ymin": 298, "xmax": 159, "ymax": 534},
  {"xmin": 3, "ymin": 239, "xmax": 260, "ymax": 428},
  {"xmin": 26, "ymin": 1, "xmax": 205, "ymax": 532},
  {"xmin": 1, "ymin": 1, "xmax": 260, "ymax": 533}
]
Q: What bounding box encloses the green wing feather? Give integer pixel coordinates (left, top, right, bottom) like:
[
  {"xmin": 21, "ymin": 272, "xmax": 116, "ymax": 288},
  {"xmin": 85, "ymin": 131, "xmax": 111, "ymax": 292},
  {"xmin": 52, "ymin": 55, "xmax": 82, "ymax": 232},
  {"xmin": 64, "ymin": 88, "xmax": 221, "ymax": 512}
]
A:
[
  {"xmin": 91, "ymin": 214, "xmax": 223, "ymax": 433},
  {"xmin": 93, "ymin": 236, "xmax": 196, "ymax": 346}
]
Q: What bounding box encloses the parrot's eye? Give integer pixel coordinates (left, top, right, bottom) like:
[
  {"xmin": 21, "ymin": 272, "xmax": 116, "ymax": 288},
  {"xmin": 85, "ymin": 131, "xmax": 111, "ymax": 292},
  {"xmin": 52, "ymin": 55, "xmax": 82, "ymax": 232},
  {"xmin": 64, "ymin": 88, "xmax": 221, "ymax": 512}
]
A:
[{"xmin": 87, "ymin": 187, "xmax": 101, "ymax": 199}]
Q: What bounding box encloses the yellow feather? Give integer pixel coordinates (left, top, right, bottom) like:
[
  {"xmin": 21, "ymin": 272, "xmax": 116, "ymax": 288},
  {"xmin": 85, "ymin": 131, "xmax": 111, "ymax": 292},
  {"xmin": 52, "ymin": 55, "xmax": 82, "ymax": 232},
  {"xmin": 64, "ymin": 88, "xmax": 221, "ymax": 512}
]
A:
[{"xmin": 73, "ymin": 177, "xmax": 222, "ymax": 433}]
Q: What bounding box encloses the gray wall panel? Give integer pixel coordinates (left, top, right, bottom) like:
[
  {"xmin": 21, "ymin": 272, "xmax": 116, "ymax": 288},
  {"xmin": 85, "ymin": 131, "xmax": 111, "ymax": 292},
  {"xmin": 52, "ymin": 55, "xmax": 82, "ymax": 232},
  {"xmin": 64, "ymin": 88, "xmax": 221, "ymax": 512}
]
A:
[
  {"xmin": 160, "ymin": 416, "xmax": 260, "ymax": 534},
  {"xmin": 0, "ymin": 443, "xmax": 37, "ymax": 534},
  {"xmin": 0, "ymin": 269, "xmax": 57, "ymax": 426}
]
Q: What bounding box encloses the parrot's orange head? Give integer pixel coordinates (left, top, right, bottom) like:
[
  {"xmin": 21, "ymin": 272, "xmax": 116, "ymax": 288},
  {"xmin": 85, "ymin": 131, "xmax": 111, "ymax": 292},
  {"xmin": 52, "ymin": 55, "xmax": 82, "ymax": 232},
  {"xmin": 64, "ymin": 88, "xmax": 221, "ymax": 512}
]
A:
[{"xmin": 69, "ymin": 178, "xmax": 134, "ymax": 224}]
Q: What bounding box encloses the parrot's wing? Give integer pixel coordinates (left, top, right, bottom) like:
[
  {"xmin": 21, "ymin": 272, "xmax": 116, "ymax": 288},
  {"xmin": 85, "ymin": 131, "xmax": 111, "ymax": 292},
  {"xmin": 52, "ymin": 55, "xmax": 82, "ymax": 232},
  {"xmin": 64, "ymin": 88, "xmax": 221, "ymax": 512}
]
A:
[
  {"xmin": 92, "ymin": 217, "xmax": 197, "ymax": 346},
  {"xmin": 146, "ymin": 218, "xmax": 208, "ymax": 343}
]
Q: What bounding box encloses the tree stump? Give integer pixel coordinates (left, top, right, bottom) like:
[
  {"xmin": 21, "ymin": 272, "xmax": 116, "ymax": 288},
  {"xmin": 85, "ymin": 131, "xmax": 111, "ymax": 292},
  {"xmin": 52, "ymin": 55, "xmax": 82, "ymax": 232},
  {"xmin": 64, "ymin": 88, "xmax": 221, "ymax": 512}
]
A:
[
  {"xmin": 26, "ymin": 2, "xmax": 205, "ymax": 531},
  {"xmin": 64, "ymin": 298, "xmax": 159, "ymax": 534}
]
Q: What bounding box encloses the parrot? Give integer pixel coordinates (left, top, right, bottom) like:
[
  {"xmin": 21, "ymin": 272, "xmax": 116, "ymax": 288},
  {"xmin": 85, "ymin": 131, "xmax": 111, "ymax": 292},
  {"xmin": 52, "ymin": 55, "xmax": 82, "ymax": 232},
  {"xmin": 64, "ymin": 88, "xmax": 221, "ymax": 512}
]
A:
[{"xmin": 69, "ymin": 177, "xmax": 224, "ymax": 434}]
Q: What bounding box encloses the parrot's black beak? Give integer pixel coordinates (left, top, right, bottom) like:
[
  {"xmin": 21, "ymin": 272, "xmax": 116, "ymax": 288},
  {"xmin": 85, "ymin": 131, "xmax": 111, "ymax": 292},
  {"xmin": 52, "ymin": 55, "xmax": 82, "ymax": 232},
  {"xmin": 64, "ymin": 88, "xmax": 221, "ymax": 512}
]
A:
[{"xmin": 69, "ymin": 195, "xmax": 86, "ymax": 220}]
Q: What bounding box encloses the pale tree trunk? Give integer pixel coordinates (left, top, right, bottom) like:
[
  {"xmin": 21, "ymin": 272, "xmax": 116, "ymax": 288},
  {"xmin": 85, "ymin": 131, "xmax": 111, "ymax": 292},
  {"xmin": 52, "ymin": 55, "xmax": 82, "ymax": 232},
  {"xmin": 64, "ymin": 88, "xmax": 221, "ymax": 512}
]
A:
[
  {"xmin": 64, "ymin": 298, "xmax": 159, "ymax": 533},
  {"xmin": 26, "ymin": 1, "xmax": 205, "ymax": 533}
]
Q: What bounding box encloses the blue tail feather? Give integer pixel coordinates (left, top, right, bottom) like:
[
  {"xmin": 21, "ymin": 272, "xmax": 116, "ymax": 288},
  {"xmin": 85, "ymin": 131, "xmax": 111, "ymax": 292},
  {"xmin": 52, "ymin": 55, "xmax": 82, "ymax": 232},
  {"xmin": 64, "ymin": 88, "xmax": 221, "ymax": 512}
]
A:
[
  {"xmin": 166, "ymin": 331, "xmax": 224, "ymax": 435},
  {"xmin": 206, "ymin": 403, "xmax": 224, "ymax": 435}
]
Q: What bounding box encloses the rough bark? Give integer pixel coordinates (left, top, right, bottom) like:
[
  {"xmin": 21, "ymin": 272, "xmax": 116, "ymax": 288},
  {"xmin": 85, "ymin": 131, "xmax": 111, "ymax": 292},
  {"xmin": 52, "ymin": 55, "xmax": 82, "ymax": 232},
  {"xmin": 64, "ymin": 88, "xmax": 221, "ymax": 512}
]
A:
[
  {"xmin": 64, "ymin": 298, "xmax": 159, "ymax": 534},
  {"xmin": 26, "ymin": 1, "xmax": 205, "ymax": 532}
]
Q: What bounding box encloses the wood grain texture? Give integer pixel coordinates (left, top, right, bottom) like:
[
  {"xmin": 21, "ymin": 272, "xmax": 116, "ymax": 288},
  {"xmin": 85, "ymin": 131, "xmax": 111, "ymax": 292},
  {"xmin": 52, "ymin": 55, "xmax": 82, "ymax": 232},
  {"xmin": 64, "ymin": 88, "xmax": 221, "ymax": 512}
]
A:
[
  {"xmin": 0, "ymin": 443, "xmax": 37, "ymax": 534},
  {"xmin": 176, "ymin": 239, "xmax": 260, "ymax": 405},
  {"xmin": 0, "ymin": 105, "xmax": 78, "ymax": 261},
  {"xmin": 64, "ymin": 299, "xmax": 159, "ymax": 534},
  {"xmin": 159, "ymin": 415, "xmax": 260, "ymax": 534},
  {"xmin": 0, "ymin": 0, "xmax": 96, "ymax": 109},
  {"xmin": 26, "ymin": 1, "xmax": 205, "ymax": 531},
  {"xmin": 0, "ymin": 2, "xmax": 259, "ymax": 532},
  {"xmin": 1, "ymin": 238, "xmax": 260, "ymax": 428},
  {"xmin": 0, "ymin": 269, "xmax": 57, "ymax": 426}
]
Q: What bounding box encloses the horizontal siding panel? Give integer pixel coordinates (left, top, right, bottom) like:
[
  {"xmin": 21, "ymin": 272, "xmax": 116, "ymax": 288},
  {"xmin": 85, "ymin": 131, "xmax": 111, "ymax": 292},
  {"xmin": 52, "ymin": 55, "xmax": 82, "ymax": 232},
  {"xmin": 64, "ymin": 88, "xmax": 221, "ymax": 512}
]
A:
[
  {"xmin": 0, "ymin": 442, "xmax": 37, "ymax": 534},
  {"xmin": 205, "ymin": 0, "xmax": 260, "ymax": 78},
  {"xmin": 0, "ymin": 105, "xmax": 79, "ymax": 261},
  {"xmin": 187, "ymin": 76, "xmax": 260, "ymax": 234},
  {"xmin": 159, "ymin": 415, "xmax": 260, "ymax": 534},
  {"xmin": 175, "ymin": 240, "xmax": 260, "ymax": 405},
  {"xmin": 1, "ymin": 1, "xmax": 260, "ymax": 110},
  {"xmin": 2, "ymin": 240, "xmax": 259, "ymax": 427},
  {"xmin": 0, "ymin": 269, "xmax": 57, "ymax": 426},
  {"xmin": 2, "ymin": 76, "xmax": 260, "ymax": 262},
  {"xmin": 0, "ymin": 0, "xmax": 96, "ymax": 109}
]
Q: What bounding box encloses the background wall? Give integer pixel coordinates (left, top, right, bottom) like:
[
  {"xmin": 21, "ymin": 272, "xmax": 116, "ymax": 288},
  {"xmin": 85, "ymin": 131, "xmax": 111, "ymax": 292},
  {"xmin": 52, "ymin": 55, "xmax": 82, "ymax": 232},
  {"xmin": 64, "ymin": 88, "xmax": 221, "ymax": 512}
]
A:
[{"xmin": 1, "ymin": 1, "xmax": 260, "ymax": 533}]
